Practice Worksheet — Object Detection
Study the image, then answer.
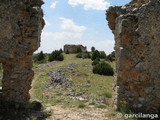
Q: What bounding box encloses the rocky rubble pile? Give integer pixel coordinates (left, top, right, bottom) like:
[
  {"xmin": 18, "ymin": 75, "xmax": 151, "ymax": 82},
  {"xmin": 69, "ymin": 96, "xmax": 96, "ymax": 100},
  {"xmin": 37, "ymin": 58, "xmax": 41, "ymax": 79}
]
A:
[
  {"xmin": 47, "ymin": 63, "xmax": 78, "ymax": 88},
  {"xmin": 47, "ymin": 69, "xmax": 72, "ymax": 88}
]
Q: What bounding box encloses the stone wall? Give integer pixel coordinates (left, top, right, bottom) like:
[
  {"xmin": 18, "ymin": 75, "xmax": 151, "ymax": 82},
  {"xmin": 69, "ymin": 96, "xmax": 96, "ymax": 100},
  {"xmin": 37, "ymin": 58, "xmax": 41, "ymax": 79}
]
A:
[
  {"xmin": 64, "ymin": 44, "xmax": 87, "ymax": 53},
  {"xmin": 107, "ymin": 0, "xmax": 160, "ymax": 113},
  {"xmin": 0, "ymin": 0, "xmax": 44, "ymax": 104}
]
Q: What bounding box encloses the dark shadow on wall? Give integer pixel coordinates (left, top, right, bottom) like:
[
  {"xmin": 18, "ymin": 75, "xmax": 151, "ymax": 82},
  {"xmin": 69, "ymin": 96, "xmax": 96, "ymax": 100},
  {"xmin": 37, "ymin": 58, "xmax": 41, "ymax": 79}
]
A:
[{"xmin": 0, "ymin": 100, "xmax": 51, "ymax": 120}]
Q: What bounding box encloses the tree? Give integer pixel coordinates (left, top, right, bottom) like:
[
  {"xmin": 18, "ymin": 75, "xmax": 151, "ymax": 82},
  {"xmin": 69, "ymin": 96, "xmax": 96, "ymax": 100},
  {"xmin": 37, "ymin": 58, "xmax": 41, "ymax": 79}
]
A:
[
  {"xmin": 91, "ymin": 50, "xmax": 100, "ymax": 61},
  {"xmin": 100, "ymin": 51, "xmax": 107, "ymax": 58},
  {"xmin": 48, "ymin": 50, "xmax": 64, "ymax": 62},
  {"xmin": 37, "ymin": 51, "xmax": 45, "ymax": 61},
  {"xmin": 111, "ymin": 51, "xmax": 115, "ymax": 58},
  {"xmin": 77, "ymin": 47, "xmax": 82, "ymax": 53},
  {"xmin": 106, "ymin": 54, "xmax": 113, "ymax": 62},
  {"xmin": 91, "ymin": 46, "xmax": 95, "ymax": 52},
  {"xmin": 93, "ymin": 62, "xmax": 114, "ymax": 76},
  {"xmin": 60, "ymin": 48, "xmax": 63, "ymax": 53}
]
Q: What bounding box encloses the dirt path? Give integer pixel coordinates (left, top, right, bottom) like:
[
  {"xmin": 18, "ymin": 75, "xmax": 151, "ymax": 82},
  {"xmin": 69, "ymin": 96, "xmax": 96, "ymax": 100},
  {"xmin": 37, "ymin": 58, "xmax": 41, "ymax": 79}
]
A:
[{"xmin": 47, "ymin": 105, "xmax": 109, "ymax": 120}]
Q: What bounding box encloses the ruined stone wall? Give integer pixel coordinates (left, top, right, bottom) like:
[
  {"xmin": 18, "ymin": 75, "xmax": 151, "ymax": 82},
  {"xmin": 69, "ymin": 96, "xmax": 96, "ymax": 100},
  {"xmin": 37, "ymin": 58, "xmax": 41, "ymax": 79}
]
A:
[
  {"xmin": 64, "ymin": 44, "xmax": 87, "ymax": 53},
  {"xmin": 107, "ymin": 0, "xmax": 160, "ymax": 113},
  {"xmin": 0, "ymin": 0, "xmax": 44, "ymax": 104}
]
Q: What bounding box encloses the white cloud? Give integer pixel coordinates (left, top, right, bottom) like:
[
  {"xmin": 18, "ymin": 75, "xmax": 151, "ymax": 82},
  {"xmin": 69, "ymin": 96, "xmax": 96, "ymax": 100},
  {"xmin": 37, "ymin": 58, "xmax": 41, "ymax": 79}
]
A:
[
  {"xmin": 51, "ymin": 1, "xmax": 58, "ymax": 8},
  {"xmin": 59, "ymin": 17, "xmax": 86, "ymax": 32},
  {"xmin": 68, "ymin": 0, "xmax": 110, "ymax": 10}
]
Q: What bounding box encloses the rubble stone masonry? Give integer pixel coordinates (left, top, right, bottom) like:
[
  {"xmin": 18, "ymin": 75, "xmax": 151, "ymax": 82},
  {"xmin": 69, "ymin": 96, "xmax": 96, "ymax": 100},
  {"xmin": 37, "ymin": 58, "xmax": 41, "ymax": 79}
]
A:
[
  {"xmin": 107, "ymin": 0, "xmax": 160, "ymax": 113},
  {"xmin": 0, "ymin": 0, "xmax": 44, "ymax": 104}
]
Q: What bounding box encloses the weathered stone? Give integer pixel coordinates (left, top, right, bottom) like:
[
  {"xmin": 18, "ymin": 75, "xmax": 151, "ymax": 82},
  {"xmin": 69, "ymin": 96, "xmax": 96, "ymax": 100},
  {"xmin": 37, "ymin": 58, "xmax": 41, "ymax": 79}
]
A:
[
  {"xmin": 64, "ymin": 44, "xmax": 87, "ymax": 53},
  {"xmin": 107, "ymin": 0, "xmax": 160, "ymax": 113},
  {"xmin": 0, "ymin": 0, "xmax": 44, "ymax": 105},
  {"xmin": 135, "ymin": 62, "xmax": 144, "ymax": 71}
]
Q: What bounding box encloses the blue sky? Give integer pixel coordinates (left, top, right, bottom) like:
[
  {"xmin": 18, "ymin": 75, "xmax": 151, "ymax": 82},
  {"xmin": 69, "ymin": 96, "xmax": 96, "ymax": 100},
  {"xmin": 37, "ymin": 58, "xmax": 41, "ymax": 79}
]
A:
[{"xmin": 37, "ymin": 0, "xmax": 131, "ymax": 54}]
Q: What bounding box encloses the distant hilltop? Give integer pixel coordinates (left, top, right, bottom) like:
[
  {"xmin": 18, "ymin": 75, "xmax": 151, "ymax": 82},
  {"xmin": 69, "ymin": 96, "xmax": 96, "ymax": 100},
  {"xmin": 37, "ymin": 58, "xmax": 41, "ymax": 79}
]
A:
[{"xmin": 64, "ymin": 44, "xmax": 87, "ymax": 53}]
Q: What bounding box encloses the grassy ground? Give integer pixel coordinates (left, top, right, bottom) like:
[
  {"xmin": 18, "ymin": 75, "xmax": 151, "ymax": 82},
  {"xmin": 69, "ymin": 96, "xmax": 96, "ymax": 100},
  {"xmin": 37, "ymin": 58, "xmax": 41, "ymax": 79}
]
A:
[
  {"xmin": 0, "ymin": 54, "xmax": 135, "ymax": 119},
  {"xmin": 30, "ymin": 53, "xmax": 132, "ymax": 120},
  {"xmin": 30, "ymin": 54, "xmax": 115, "ymax": 107}
]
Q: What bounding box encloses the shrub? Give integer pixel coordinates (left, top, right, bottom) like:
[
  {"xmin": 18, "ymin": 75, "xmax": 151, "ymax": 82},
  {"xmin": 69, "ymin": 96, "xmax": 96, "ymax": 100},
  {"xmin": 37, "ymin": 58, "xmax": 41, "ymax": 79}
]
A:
[
  {"xmin": 37, "ymin": 51, "xmax": 45, "ymax": 61},
  {"xmin": 33, "ymin": 51, "xmax": 46, "ymax": 64},
  {"xmin": 92, "ymin": 58, "xmax": 100, "ymax": 65},
  {"xmin": 102, "ymin": 91, "xmax": 112, "ymax": 98},
  {"xmin": 48, "ymin": 50, "xmax": 64, "ymax": 62},
  {"xmin": 78, "ymin": 103, "xmax": 86, "ymax": 108},
  {"xmin": 100, "ymin": 51, "xmax": 107, "ymax": 59},
  {"xmin": 77, "ymin": 47, "xmax": 82, "ymax": 53},
  {"xmin": 95, "ymin": 104, "xmax": 107, "ymax": 109},
  {"xmin": 76, "ymin": 53, "xmax": 82, "ymax": 58},
  {"xmin": 106, "ymin": 51, "xmax": 115, "ymax": 62},
  {"xmin": 76, "ymin": 52, "xmax": 91, "ymax": 59},
  {"xmin": 93, "ymin": 62, "xmax": 114, "ymax": 76},
  {"xmin": 82, "ymin": 52, "xmax": 91, "ymax": 59},
  {"xmin": 106, "ymin": 54, "xmax": 113, "ymax": 62},
  {"xmin": 91, "ymin": 50, "xmax": 100, "ymax": 61},
  {"xmin": 57, "ymin": 54, "xmax": 64, "ymax": 61}
]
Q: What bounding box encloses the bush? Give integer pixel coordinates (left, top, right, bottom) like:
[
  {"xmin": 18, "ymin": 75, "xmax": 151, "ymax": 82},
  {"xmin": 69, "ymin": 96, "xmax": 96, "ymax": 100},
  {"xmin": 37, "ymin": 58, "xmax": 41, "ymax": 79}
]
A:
[
  {"xmin": 57, "ymin": 54, "xmax": 64, "ymax": 61},
  {"xmin": 48, "ymin": 50, "xmax": 64, "ymax": 62},
  {"xmin": 106, "ymin": 54, "xmax": 114, "ymax": 62},
  {"xmin": 77, "ymin": 47, "xmax": 82, "ymax": 53},
  {"xmin": 78, "ymin": 103, "xmax": 86, "ymax": 108},
  {"xmin": 91, "ymin": 50, "xmax": 100, "ymax": 61},
  {"xmin": 106, "ymin": 51, "xmax": 115, "ymax": 62},
  {"xmin": 93, "ymin": 62, "xmax": 114, "ymax": 76},
  {"xmin": 76, "ymin": 52, "xmax": 91, "ymax": 59},
  {"xmin": 33, "ymin": 51, "xmax": 46, "ymax": 64},
  {"xmin": 76, "ymin": 53, "xmax": 82, "ymax": 58},
  {"xmin": 82, "ymin": 52, "xmax": 91, "ymax": 59},
  {"xmin": 92, "ymin": 58, "xmax": 100, "ymax": 65},
  {"xmin": 100, "ymin": 51, "xmax": 107, "ymax": 59},
  {"xmin": 37, "ymin": 51, "xmax": 45, "ymax": 61}
]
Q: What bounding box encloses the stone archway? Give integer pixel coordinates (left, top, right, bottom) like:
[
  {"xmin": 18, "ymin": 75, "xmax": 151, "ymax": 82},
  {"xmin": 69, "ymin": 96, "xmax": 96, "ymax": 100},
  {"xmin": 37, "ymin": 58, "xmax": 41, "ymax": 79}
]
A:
[
  {"xmin": 1, "ymin": 0, "xmax": 160, "ymax": 114},
  {"xmin": 0, "ymin": 0, "xmax": 44, "ymax": 105}
]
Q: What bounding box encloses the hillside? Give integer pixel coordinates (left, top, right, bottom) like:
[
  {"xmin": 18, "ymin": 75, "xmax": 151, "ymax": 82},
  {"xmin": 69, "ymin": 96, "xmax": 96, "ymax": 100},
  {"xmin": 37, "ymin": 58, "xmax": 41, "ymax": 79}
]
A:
[
  {"xmin": 29, "ymin": 53, "xmax": 121, "ymax": 120},
  {"xmin": 0, "ymin": 53, "xmax": 132, "ymax": 119}
]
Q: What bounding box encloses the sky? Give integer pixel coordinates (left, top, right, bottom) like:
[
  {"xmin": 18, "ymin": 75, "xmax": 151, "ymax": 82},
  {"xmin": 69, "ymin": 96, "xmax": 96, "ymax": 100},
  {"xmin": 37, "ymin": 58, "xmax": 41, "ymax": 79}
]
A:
[{"xmin": 37, "ymin": 0, "xmax": 131, "ymax": 54}]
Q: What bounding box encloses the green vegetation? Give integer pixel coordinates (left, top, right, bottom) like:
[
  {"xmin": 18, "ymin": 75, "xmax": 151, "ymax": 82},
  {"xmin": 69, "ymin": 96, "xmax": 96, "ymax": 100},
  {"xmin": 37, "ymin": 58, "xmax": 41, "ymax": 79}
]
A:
[
  {"xmin": 92, "ymin": 58, "xmax": 100, "ymax": 65},
  {"xmin": 78, "ymin": 103, "xmax": 86, "ymax": 108},
  {"xmin": 100, "ymin": 51, "xmax": 107, "ymax": 59},
  {"xmin": 33, "ymin": 51, "xmax": 46, "ymax": 64},
  {"xmin": 76, "ymin": 47, "xmax": 82, "ymax": 53},
  {"xmin": 48, "ymin": 50, "xmax": 64, "ymax": 62},
  {"xmin": 93, "ymin": 62, "xmax": 114, "ymax": 76},
  {"xmin": 91, "ymin": 46, "xmax": 95, "ymax": 52},
  {"xmin": 106, "ymin": 51, "xmax": 115, "ymax": 62},
  {"xmin": 76, "ymin": 52, "xmax": 91, "ymax": 59},
  {"xmin": 37, "ymin": 51, "xmax": 45, "ymax": 61},
  {"xmin": 31, "ymin": 54, "xmax": 115, "ymax": 109},
  {"xmin": 91, "ymin": 50, "xmax": 100, "ymax": 61}
]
